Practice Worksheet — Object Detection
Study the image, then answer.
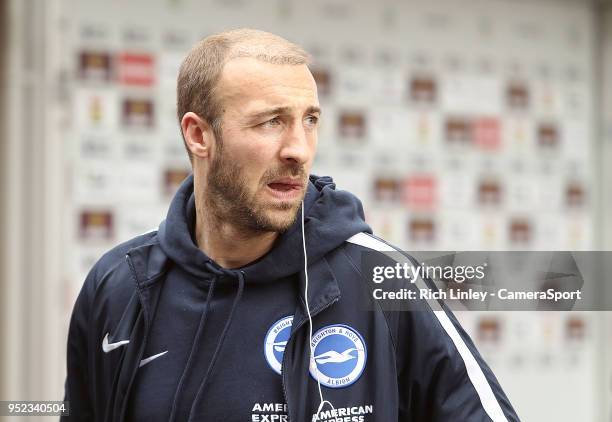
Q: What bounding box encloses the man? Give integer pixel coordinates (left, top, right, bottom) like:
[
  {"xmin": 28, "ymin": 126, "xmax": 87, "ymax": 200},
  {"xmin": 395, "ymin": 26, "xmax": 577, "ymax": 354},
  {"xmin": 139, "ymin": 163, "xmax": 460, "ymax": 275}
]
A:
[{"xmin": 63, "ymin": 28, "xmax": 519, "ymax": 421}]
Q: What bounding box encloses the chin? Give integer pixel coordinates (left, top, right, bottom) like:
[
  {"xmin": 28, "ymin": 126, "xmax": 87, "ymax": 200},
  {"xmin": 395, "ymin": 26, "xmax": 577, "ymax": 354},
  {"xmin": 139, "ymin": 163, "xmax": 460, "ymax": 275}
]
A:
[
  {"xmin": 254, "ymin": 203, "xmax": 301, "ymax": 233},
  {"xmin": 268, "ymin": 209, "xmax": 301, "ymax": 232}
]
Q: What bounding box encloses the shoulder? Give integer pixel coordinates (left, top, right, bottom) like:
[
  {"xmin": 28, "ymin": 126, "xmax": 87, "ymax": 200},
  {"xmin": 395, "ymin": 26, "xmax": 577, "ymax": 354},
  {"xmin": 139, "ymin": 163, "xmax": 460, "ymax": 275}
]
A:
[
  {"xmin": 345, "ymin": 232, "xmax": 398, "ymax": 252},
  {"xmin": 90, "ymin": 228, "xmax": 160, "ymax": 286},
  {"xmin": 337, "ymin": 232, "xmax": 412, "ymax": 275},
  {"xmin": 77, "ymin": 228, "xmax": 161, "ymax": 308},
  {"xmin": 68, "ymin": 228, "xmax": 161, "ymax": 336},
  {"xmin": 333, "ymin": 231, "xmax": 448, "ymax": 345}
]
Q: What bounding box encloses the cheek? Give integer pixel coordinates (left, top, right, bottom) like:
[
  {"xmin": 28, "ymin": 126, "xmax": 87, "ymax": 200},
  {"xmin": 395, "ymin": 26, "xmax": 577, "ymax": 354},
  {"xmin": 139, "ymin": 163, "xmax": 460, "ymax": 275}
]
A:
[
  {"xmin": 306, "ymin": 135, "xmax": 318, "ymax": 163},
  {"xmin": 231, "ymin": 144, "xmax": 275, "ymax": 182}
]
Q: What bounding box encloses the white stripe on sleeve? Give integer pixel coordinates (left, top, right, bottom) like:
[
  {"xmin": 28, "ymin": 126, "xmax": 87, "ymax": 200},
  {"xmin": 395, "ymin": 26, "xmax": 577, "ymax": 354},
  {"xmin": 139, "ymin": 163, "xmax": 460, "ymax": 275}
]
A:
[{"xmin": 346, "ymin": 232, "xmax": 508, "ymax": 422}]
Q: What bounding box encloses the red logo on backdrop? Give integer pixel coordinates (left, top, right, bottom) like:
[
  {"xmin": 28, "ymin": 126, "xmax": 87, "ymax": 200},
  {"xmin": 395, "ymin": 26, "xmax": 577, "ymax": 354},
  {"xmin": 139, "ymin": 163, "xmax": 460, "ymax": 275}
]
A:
[
  {"xmin": 118, "ymin": 52, "xmax": 155, "ymax": 86},
  {"xmin": 474, "ymin": 117, "xmax": 501, "ymax": 151},
  {"xmin": 403, "ymin": 175, "xmax": 437, "ymax": 209}
]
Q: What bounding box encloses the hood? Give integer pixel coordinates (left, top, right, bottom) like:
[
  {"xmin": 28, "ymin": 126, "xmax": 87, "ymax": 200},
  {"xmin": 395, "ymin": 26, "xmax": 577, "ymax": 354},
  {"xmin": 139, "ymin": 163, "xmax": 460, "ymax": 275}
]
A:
[{"xmin": 157, "ymin": 173, "xmax": 371, "ymax": 283}]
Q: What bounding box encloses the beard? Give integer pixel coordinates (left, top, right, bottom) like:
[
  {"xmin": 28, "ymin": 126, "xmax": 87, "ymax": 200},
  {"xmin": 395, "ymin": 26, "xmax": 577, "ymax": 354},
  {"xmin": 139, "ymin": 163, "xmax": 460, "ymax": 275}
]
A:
[{"xmin": 205, "ymin": 138, "xmax": 307, "ymax": 234}]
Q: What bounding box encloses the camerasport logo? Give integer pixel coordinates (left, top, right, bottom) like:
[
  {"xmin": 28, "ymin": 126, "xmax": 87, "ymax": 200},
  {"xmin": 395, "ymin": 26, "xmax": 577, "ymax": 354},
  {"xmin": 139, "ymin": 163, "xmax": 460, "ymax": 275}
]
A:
[
  {"xmin": 264, "ymin": 316, "xmax": 293, "ymax": 375},
  {"xmin": 309, "ymin": 324, "xmax": 367, "ymax": 388}
]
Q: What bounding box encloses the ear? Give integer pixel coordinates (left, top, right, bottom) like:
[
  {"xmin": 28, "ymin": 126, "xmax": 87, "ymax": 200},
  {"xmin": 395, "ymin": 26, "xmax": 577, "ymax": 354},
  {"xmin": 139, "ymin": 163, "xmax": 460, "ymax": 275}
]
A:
[{"xmin": 181, "ymin": 112, "xmax": 215, "ymax": 159}]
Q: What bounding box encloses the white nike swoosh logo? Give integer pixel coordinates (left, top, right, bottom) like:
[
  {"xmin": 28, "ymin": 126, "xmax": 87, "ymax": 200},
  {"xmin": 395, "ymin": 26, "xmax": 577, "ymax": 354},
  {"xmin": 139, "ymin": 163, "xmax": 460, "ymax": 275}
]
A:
[
  {"xmin": 102, "ymin": 333, "xmax": 130, "ymax": 353},
  {"xmin": 139, "ymin": 351, "xmax": 168, "ymax": 368}
]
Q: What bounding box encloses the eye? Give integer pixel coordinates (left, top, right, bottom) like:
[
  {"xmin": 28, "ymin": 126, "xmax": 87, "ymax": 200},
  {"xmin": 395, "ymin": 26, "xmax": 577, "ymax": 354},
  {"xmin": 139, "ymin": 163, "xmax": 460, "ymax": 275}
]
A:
[
  {"xmin": 260, "ymin": 117, "xmax": 281, "ymax": 128},
  {"xmin": 305, "ymin": 115, "xmax": 319, "ymax": 126}
]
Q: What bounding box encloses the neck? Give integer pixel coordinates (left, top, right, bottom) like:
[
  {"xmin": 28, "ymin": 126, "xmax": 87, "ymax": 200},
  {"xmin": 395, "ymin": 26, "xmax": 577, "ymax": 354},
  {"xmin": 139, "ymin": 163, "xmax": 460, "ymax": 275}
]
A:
[{"xmin": 195, "ymin": 202, "xmax": 279, "ymax": 269}]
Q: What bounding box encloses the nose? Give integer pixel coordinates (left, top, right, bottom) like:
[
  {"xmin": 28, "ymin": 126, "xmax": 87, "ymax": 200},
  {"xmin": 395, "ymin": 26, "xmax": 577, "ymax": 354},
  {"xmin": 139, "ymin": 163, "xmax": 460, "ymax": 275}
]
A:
[{"xmin": 279, "ymin": 121, "xmax": 313, "ymax": 165}]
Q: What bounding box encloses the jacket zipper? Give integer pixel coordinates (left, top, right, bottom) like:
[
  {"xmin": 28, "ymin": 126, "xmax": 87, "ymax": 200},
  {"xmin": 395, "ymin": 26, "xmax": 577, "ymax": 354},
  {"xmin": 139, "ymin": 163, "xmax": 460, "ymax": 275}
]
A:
[{"xmin": 281, "ymin": 296, "xmax": 339, "ymax": 422}]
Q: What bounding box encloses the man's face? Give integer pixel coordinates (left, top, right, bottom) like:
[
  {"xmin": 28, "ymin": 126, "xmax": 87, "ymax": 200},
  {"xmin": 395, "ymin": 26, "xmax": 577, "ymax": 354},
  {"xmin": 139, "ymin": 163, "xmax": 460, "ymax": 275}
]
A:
[{"xmin": 203, "ymin": 57, "xmax": 320, "ymax": 233}]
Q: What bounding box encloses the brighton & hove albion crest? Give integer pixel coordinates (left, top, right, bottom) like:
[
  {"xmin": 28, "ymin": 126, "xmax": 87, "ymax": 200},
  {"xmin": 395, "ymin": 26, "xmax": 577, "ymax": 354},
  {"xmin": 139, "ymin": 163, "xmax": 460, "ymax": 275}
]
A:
[
  {"xmin": 309, "ymin": 324, "xmax": 367, "ymax": 388},
  {"xmin": 264, "ymin": 315, "xmax": 293, "ymax": 375}
]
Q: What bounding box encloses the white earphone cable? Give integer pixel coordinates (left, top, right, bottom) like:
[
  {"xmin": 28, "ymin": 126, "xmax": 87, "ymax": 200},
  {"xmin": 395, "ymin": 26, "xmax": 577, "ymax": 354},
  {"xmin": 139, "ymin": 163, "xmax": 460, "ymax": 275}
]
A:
[{"xmin": 301, "ymin": 201, "xmax": 334, "ymax": 415}]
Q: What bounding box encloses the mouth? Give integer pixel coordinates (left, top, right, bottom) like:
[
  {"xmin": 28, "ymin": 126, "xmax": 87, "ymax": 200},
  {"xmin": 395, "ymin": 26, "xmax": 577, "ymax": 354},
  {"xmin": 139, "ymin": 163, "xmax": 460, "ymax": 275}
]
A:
[{"xmin": 265, "ymin": 178, "xmax": 304, "ymax": 201}]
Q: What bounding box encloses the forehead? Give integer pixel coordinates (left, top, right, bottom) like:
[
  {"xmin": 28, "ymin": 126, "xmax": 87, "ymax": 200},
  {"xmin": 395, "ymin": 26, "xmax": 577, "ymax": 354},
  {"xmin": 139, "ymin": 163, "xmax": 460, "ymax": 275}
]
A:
[{"xmin": 216, "ymin": 57, "xmax": 319, "ymax": 114}]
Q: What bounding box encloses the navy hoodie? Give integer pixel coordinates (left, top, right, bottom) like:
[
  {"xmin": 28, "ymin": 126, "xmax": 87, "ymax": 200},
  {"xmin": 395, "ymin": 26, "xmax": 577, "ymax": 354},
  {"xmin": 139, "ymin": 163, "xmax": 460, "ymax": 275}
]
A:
[
  {"xmin": 63, "ymin": 173, "xmax": 520, "ymax": 421},
  {"xmin": 126, "ymin": 174, "xmax": 370, "ymax": 420}
]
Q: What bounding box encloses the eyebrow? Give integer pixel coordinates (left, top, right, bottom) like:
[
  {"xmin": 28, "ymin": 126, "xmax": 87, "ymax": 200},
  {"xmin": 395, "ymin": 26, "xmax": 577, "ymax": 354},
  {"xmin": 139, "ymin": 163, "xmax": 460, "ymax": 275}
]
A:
[{"xmin": 248, "ymin": 105, "xmax": 321, "ymax": 121}]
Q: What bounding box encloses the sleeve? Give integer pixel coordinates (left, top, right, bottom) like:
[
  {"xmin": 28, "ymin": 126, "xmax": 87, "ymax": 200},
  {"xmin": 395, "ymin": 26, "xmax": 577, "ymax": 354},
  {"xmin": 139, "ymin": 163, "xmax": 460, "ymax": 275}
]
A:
[
  {"xmin": 61, "ymin": 268, "xmax": 97, "ymax": 421},
  {"xmin": 396, "ymin": 300, "xmax": 520, "ymax": 422},
  {"xmin": 343, "ymin": 233, "xmax": 520, "ymax": 421}
]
